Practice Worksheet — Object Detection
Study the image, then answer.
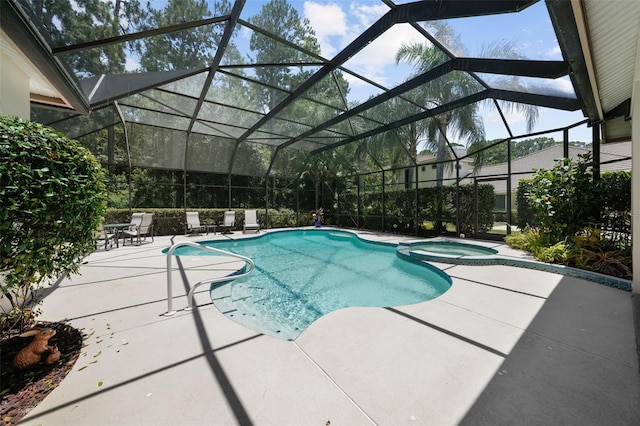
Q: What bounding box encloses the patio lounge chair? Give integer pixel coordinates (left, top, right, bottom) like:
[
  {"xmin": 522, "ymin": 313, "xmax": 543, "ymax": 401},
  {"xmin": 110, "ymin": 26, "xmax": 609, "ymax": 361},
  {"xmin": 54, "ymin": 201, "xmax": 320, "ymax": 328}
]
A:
[
  {"xmin": 243, "ymin": 210, "xmax": 260, "ymax": 234},
  {"xmin": 186, "ymin": 211, "xmax": 211, "ymax": 235},
  {"xmin": 94, "ymin": 224, "xmax": 117, "ymax": 251},
  {"xmin": 128, "ymin": 212, "xmax": 145, "ymax": 229},
  {"xmin": 219, "ymin": 211, "xmax": 235, "ymax": 234},
  {"xmin": 123, "ymin": 213, "xmax": 153, "ymax": 245}
]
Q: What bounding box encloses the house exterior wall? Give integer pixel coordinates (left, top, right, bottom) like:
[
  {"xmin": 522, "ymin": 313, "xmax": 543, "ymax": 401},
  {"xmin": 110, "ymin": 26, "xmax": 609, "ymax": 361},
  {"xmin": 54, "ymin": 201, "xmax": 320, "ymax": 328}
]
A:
[
  {"xmin": 467, "ymin": 142, "xmax": 631, "ymax": 217},
  {"xmin": 391, "ymin": 149, "xmax": 474, "ymax": 191},
  {"xmin": 631, "ymin": 29, "xmax": 640, "ymax": 295}
]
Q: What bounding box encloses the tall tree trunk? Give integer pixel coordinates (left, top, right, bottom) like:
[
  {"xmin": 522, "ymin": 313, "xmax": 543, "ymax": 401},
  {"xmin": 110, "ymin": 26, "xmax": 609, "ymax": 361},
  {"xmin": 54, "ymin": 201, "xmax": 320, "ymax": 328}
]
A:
[
  {"xmin": 434, "ymin": 116, "xmax": 450, "ymax": 232},
  {"xmin": 408, "ymin": 123, "xmax": 418, "ymax": 187},
  {"xmin": 357, "ymin": 143, "xmax": 367, "ymax": 189},
  {"xmin": 107, "ymin": 117, "xmax": 115, "ymax": 165}
]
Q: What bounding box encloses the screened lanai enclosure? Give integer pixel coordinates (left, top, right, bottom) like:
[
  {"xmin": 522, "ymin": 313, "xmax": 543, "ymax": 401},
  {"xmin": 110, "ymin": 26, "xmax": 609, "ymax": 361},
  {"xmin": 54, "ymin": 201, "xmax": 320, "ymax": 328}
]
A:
[{"xmin": 4, "ymin": 0, "xmax": 632, "ymax": 238}]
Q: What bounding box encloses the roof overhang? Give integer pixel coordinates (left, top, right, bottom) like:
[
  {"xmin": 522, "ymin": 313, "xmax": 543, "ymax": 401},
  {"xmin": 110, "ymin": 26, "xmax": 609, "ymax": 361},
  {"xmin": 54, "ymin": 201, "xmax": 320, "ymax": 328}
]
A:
[
  {"xmin": 547, "ymin": 0, "xmax": 639, "ymax": 141},
  {"xmin": 545, "ymin": 0, "xmax": 600, "ymax": 122},
  {"xmin": 1, "ymin": 0, "xmax": 89, "ymax": 114}
]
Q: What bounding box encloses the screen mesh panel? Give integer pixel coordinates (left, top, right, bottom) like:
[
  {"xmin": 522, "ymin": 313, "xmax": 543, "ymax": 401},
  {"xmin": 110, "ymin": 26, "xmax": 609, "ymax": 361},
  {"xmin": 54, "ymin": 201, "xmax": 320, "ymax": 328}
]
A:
[
  {"xmin": 186, "ymin": 133, "xmax": 236, "ymax": 173},
  {"xmin": 18, "ymin": 0, "xmax": 592, "ymax": 184},
  {"xmin": 128, "ymin": 123, "xmax": 186, "ymax": 170}
]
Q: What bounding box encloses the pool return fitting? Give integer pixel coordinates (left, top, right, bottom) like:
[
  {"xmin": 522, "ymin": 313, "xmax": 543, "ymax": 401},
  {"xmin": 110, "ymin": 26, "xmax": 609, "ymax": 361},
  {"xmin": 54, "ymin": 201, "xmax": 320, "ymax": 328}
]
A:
[{"xmin": 164, "ymin": 241, "xmax": 255, "ymax": 316}]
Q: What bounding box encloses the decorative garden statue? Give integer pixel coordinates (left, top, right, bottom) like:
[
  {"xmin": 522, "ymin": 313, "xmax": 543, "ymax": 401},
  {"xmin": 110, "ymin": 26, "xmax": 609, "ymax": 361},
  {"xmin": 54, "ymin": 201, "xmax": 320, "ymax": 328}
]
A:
[{"xmin": 12, "ymin": 328, "xmax": 61, "ymax": 370}]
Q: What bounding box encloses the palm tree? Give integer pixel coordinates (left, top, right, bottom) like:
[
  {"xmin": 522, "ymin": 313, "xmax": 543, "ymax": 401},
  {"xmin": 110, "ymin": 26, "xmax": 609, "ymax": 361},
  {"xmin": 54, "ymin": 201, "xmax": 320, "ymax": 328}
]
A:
[
  {"xmin": 395, "ymin": 23, "xmax": 539, "ymax": 233},
  {"xmin": 396, "ymin": 23, "xmax": 539, "ymax": 184},
  {"xmin": 396, "ymin": 45, "xmax": 483, "ymax": 185}
]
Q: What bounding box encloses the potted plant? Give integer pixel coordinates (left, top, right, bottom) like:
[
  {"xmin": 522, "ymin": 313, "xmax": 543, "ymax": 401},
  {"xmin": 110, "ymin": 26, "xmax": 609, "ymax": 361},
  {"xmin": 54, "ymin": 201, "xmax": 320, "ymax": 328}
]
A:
[{"xmin": 0, "ymin": 113, "xmax": 107, "ymax": 332}]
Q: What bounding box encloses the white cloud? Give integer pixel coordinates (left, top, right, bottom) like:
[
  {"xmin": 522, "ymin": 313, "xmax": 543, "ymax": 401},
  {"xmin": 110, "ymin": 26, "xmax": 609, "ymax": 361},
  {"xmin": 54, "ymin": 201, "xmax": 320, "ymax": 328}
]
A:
[
  {"xmin": 303, "ymin": 2, "xmax": 347, "ymax": 58},
  {"xmin": 546, "ymin": 45, "xmax": 562, "ymax": 59},
  {"xmin": 349, "ymin": 2, "xmax": 388, "ymax": 28},
  {"xmin": 125, "ymin": 56, "xmax": 139, "ymax": 72},
  {"xmin": 552, "ymin": 76, "xmax": 575, "ymax": 94},
  {"xmin": 302, "ymin": 1, "xmax": 427, "ymax": 96},
  {"xmin": 344, "ymin": 23, "xmax": 425, "ymax": 86},
  {"xmin": 304, "ymin": 1, "xmax": 398, "ymax": 60},
  {"xmin": 482, "ymin": 103, "xmax": 527, "ymax": 127},
  {"xmin": 304, "ymin": 2, "xmax": 347, "ymax": 38}
]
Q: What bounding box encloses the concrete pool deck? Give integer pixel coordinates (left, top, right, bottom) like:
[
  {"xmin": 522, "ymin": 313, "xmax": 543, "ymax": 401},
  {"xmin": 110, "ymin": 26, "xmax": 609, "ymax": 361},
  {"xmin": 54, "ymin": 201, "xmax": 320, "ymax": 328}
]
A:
[{"xmin": 21, "ymin": 228, "xmax": 640, "ymax": 425}]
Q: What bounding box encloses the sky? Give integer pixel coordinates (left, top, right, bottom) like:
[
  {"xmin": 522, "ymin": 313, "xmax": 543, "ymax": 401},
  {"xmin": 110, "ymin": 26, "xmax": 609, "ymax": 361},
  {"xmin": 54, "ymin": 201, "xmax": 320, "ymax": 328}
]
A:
[{"xmin": 240, "ymin": 0, "xmax": 592, "ymax": 143}]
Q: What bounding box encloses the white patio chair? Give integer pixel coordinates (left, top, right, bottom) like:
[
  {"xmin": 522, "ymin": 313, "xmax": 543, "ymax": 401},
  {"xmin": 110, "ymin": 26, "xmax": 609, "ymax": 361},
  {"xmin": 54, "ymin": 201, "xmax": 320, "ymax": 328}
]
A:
[
  {"xmin": 219, "ymin": 211, "xmax": 236, "ymax": 234},
  {"xmin": 186, "ymin": 211, "xmax": 208, "ymax": 235},
  {"xmin": 243, "ymin": 210, "xmax": 260, "ymax": 234},
  {"xmin": 122, "ymin": 213, "xmax": 153, "ymax": 245}
]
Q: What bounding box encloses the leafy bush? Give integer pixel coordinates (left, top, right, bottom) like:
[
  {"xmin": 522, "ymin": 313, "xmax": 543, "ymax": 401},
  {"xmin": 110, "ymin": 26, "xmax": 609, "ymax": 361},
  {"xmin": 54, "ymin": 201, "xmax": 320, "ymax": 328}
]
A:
[
  {"xmin": 525, "ymin": 154, "xmax": 600, "ymax": 242},
  {"xmin": 534, "ymin": 241, "xmax": 569, "ymax": 264},
  {"xmin": 332, "ymin": 183, "xmax": 494, "ymax": 235},
  {"xmin": 506, "ymin": 227, "xmax": 632, "ymax": 279},
  {"xmin": 599, "ymin": 171, "xmax": 631, "ymax": 212},
  {"xmin": 568, "ymin": 227, "xmax": 632, "ymax": 278},
  {"xmin": 455, "ymin": 184, "xmax": 494, "ymax": 234},
  {"xmin": 511, "ymin": 155, "xmax": 632, "ymax": 278},
  {"xmin": 268, "ymin": 208, "xmax": 299, "ymax": 228},
  {"xmin": 103, "ymin": 207, "xmax": 309, "ymax": 234},
  {"xmin": 516, "ymin": 179, "xmax": 535, "ymax": 228},
  {"xmin": 599, "ymin": 171, "xmax": 632, "ymax": 249},
  {"xmin": 517, "ymin": 157, "xmax": 630, "ymax": 244},
  {"xmin": 504, "ymin": 227, "xmax": 541, "ymax": 251},
  {"xmin": 566, "ymin": 245, "xmax": 632, "ymax": 279},
  {"xmin": 1, "ymin": 114, "xmax": 106, "ymax": 331}
]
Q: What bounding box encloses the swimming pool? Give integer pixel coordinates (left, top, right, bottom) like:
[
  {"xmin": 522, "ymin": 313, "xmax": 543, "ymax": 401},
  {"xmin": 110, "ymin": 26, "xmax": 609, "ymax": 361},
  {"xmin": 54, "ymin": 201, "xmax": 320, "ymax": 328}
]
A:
[{"xmin": 173, "ymin": 230, "xmax": 451, "ymax": 340}]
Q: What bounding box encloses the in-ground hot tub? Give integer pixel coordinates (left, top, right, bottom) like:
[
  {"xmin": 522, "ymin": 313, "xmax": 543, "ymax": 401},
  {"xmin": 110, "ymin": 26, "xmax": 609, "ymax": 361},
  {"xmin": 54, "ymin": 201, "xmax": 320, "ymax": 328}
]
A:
[{"xmin": 409, "ymin": 240, "xmax": 498, "ymax": 257}]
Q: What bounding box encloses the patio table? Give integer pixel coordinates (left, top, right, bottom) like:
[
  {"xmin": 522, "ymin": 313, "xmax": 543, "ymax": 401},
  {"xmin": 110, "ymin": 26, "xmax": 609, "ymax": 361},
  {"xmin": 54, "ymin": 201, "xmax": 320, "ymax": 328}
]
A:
[
  {"xmin": 103, "ymin": 223, "xmax": 132, "ymax": 248},
  {"xmin": 205, "ymin": 223, "xmax": 217, "ymax": 234}
]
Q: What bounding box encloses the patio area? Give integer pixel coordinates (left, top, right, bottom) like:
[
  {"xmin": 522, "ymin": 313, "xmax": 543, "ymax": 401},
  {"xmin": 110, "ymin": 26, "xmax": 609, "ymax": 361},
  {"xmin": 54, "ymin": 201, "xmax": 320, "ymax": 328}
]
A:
[{"xmin": 22, "ymin": 229, "xmax": 640, "ymax": 425}]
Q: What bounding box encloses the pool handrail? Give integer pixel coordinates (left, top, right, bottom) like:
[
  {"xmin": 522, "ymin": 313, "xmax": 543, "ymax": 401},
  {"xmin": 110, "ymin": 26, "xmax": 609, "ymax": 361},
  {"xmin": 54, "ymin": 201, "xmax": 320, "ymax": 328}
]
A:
[{"xmin": 165, "ymin": 241, "xmax": 255, "ymax": 316}]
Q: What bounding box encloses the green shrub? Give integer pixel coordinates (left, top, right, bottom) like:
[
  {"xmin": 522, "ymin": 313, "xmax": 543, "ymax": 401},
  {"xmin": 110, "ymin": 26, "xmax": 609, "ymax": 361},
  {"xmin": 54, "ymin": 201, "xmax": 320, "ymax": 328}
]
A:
[
  {"xmin": 566, "ymin": 245, "xmax": 631, "ymax": 279},
  {"xmin": 504, "ymin": 227, "xmax": 540, "ymax": 251},
  {"xmin": 518, "ymin": 169, "xmax": 630, "ymax": 240},
  {"xmin": 454, "ymin": 184, "xmax": 495, "ymax": 234},
  {"xmin": 103, "ymin": 207, "xmax": 309, "ymax": 235},
  {"xmin": 506, "ymin": 226, "xmax": 632, "ymax": 279},
  {"xmin": 534, "ymin": 241, "xmax": 569, "ymax": 264},
  {"xmin": 525, "ymin": 154, "xmax": 600, "ymax": 242},
  {"xmin": 267, "ymin": 208, "xmax": 298, "ymax": 228},
  {"xmin": 516, "ymin": 179, "xmax": 535, "ymax": 228},
  {"xmin": 599, "ymin": 171, "xmax": 631, "ymax": 212},
  {"xmin": 334, "ymin": 183, "xmax": 494, "ymax": 235},
  {"xmin": 511, "ymin": 156, "xmax": 632, "ymax": 278},
  {"xmin": 1, "ymin": 114, "xmax": 106, "ymax": 331}
]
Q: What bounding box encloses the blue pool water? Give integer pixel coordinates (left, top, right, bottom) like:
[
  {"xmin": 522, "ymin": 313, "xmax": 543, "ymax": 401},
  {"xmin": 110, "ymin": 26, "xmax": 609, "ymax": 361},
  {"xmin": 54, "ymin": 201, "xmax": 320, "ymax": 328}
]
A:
[{"xmin": 172, "ymin": 230, "xmax": 451, "ymax": 340}]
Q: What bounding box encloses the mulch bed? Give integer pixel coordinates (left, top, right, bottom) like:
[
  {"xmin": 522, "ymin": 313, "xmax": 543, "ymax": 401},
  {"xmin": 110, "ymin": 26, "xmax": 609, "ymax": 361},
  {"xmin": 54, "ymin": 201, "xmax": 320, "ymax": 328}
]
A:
[{"xmin": 1, "ymin": 321, "xmax": 83, "ymax": 425}]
